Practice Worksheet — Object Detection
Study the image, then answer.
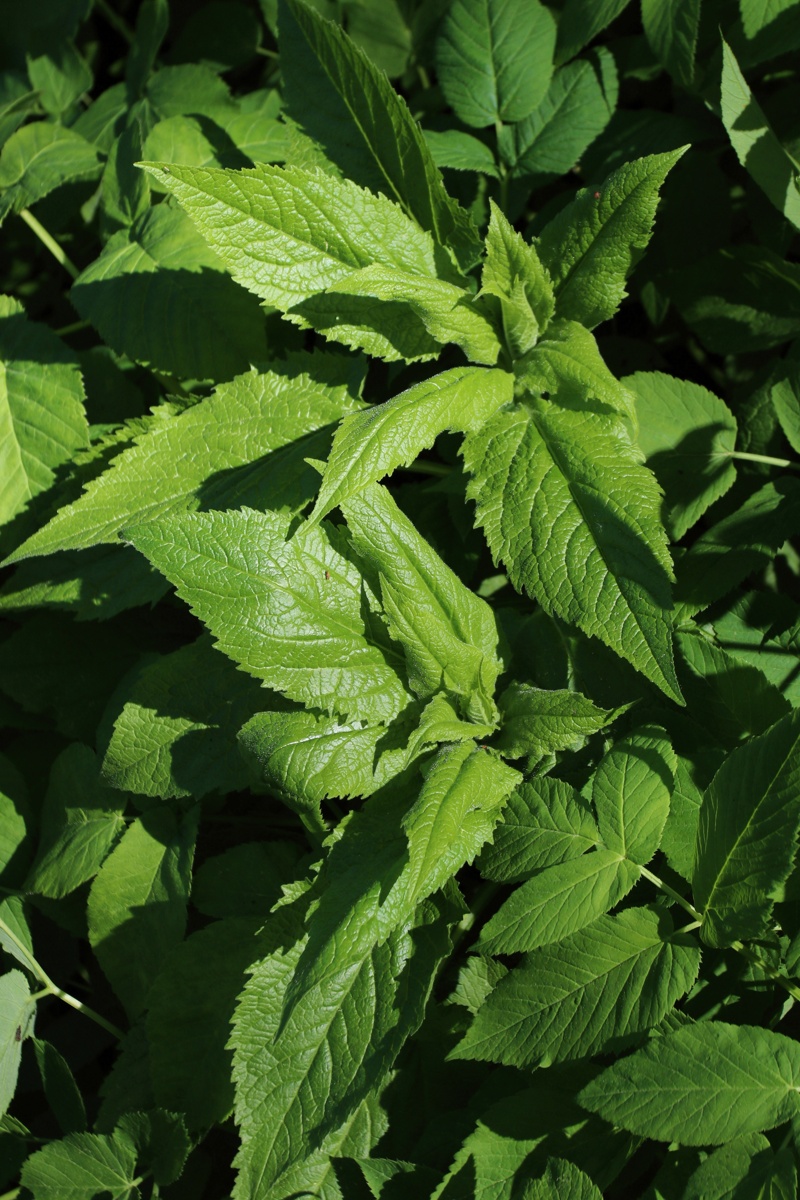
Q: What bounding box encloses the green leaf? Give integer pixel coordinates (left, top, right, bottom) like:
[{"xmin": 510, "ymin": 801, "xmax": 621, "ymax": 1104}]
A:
[
  {"xmin": 32, "ymin": 1038, "xmax": 87, "ymax": 1135},
  {"xmin": 478, "ymin": 777, "xmax": 599, "ymax": 882},
  {"xmin": 771, "ymin": 353, "xmax": 800, "ymax": 455},
  {"xmin": 278, "ymin": 0, "xmax": 480, "ymax": 269},
  {"xmin": 592, "ymin": 725, "xmax": 676, "ymax": 867},
  {"xmin": 0, "ymin": 970, "xmax": 33, "ymax": 1119},
  {"xmin": 126, "ymin": 509, "xmax": 410, "ymax": 723},
  {"xmin": 0, "ymin": 896, "xmax": 35, "ymax": 974},
  {"xmin": 341, "ymin": 483, "xmax": 502, "ymax": 722},
  {"xmin": 693, "ymin": 708, "xmax": 800, "ymax": 948},
  {"xmin": 87, "ymin": 806, "xmax": 198, "ymax": 1018},
  {"xmin": 673, "ymin": 478, "xmax": 800, "ymax": 621},
  {"xmin": 682, "ymin": 1134, "xmax": 795, "ymax": 1200},
  {"xmin": 192, "ymin": 842, "xmax": 302, "ymax": 920},
  {"xmin": 114, "ymin": 1110, "xmax": 189, "ymax": 1189},
  {"xmin": 21, "ymin": 1129, "xmax": 139, "ymax": 1200},
  {"xmin": 641, "ymin": 0, "xmax": 701, "ymax": 89},
  {"xmin": 0, "ymin": 77, "xmax": 38, "ymax": 149},
  {"xmin": 434, "ymin": 0, "xmax": 556, "ymax": 129},
  {"xmin": 521, "ymin": 1159, "xmax": 603, "ymax": 1200},
  {"xmin": 457, "ymin": 907, "xmax": 700, "ymax": 1068},
  {"xmin": 554, "ymin": 0, "xmax": 632, "ymax": 64},
  {"xmin": 0, "ymin": 545, "xmax": 169, "ymax": 622},
  {"xmin": 423, "ymin": 129, "xmax": 500, "ymax": 178},
  {"xmin": 447, "ymin": 954, "xmax": 508, "ymax": 1015},
  {"xmin": 0, "ymin": 295, "xmax": 89, "ymax": 533},
  {"xmin": 661, "ymin": 752, "xmax": 722, "ymax": 882},
  {"xmin": 624, "ymin": 371, "xmax": 738, "ymax": 540},
  {"xmin": 70, "ymin": 202, "xmax": 269, "ymax": 381},
  {"xmin": 311, "ymin": 365, "xmax": 512, "ymax": 523},
  {"xmin": 537, "ymin": 148, "xmax": 686, "ymax": 329},
  {"xmin": 578, "ymin": 1022, "xmax": 800, "ymax": 1145},
  {"xmin": 500, "ymin": 51, "xmax": 618, "ymax": 184},
  {"xmin": 170, "ymin": 2, "xmax": 261, "ymax": 73},
  {"xmin": 145, "ymin": 64, "xmax": 238, "ymax": 124},
  {"xmin": 25, "ymin": 743, "xmax": 126, "ymax": 899},
  {"xmin": 736, "ymin": 0, "xmax": 800, "ymax": 65},
  {"xmin": 26, "ymin": 41, "xmax": 93, "ymax": 117},
  {"xmin": 10, "ymin": 354, "xmax": 363, "ymax": 563},
  {"xmin": 102, "ymin": 636, "xmax": 268, "ymax": 801},
  {"xmin": 127, "ymin": 0, "xmax": 169, "ymax": 97},
  {"xmin": 461, "ymin": 398, "xmax": 682, "ymax": 702},
  {"xmin": 0, "ymin": 753, "xmax": 28, "ymax": 888},
  {"xmin": 0, "ymin": 123, "xmax": 102, "ymax": 223},
  {"xmin": 494, "ymin": 683, "xmax": 616, "ymax": 760},
  {"xmin": 481, "ymin": 201, "xmax": 554, "ymax": 358},
  {"xmin": 721, "ymin": 38, "xmax": 800, "ymax": 231},
  {"xmin": 147, "ymin": 918, "xmax": 269, "ymax": 1131},
  {"xmin": 477, "ymin": 847, "xmax": 639, "ymax": 955},
  {"xmin": 101, "ymin": 124, "xmax": 151, "ymax": 235},
  {"xmin": 677, "ymin": 630, "xmax": 792, "ymax": 745},
  {"xmin": 232, "ymin": 894, "xmax": 452, "ymax": 1199}
]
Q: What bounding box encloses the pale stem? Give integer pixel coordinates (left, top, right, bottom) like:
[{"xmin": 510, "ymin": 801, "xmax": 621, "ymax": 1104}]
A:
[
  {"xmin": 638, "ymin": 864, "xmax": 701, "ymax": 921},
  {"xmin": 725, "ymin": 450, "xmax": 800, "ymax": 472},
  {"xmin": 54, "ymin": 318, "xmax": 91, "ymax": 337},
  {"xmin": 19, "ymin": 210, "xmax": 80, "ymax": 281}
]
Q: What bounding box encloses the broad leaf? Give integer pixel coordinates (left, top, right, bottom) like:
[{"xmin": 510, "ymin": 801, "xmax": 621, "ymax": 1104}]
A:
[
  {"xmin": 461, "ymin": 398, "xmax": 682, "ymax": 701},
  {"xmin": 592, "ymin": 725, "xmax": 676, "ymax": 867},
  {"xmin": 87, "ymin": 806, "xmax": 198, "ymax": 1018},
  {"xmin": 0, "ymin": 970, "xmax": 33, "ymax": 1119},
  {"xmin": 0, "ymin": 545, "xmax": 169, "ymax": 621},
  {"xmin": 677, "ymin": 629, "xmax": 791, "ymax": 744},
  {"xmin": 478, "ymin": 778, "xmax": 599, "ymax": 882},
  {"xmin": 721, "ymin": 38, "xmax": 800, "ymax": 230},
  {"xmin": 522, "ymin": 1159, "xmax": 603, "ymax": 1200},
  {"xmin": 10, "ymin": 354, "xmax": 363, "ymax": 560},
  {"xmin": 579, "ymin": 1023, "xmax": 800, "ymax": 1145},
  {"xmin": 0, "ymin": 123, "xmax": 102, "ymax": 223},
  {"xmin": 693, "ymin": 708, "xmax": 800, "ymax": 947},
  {"xmin": 424, "ymin": 129, "xmax": 500, "ymax": 178},
  {"xmin": 341, "ymin": 483, "xmax": 502, "ymax": 722},
  {"xmin": 477, "ymin": 848, "xmax": 639, "ymax": 955},
  {"xmin": 0, "ymin": 295, "xmax": 89, "ymax": 533},
  {"xmin": 126, "ymin": 509, "xmax": 410, "ymax": 723},
  {"xmin": 457, "ymin": 907, "xmax": 700, "ymax": 1067},
  {"xmin": 625, "ymin": 371, "xmax": 738, "ymax": 540},
  {"xmin": 554, "ymin": 0, "xmax": 632, "ymax": 64},
  {"xmin": 0, "ymin": 753, "xmax": 28, "ymax": 887},
  {"xmin": 682, "ymin": 1136, "xmax": 797, "ymax": 1200},
  {"xmin": 21, "ymin": 1129, "xmax": 139, "ymax": 1200},
  {"xmin": 434, "ymin": 0, "xmax": 556, "ymax": 129},
  {"xmin": 494, "ymin": 683, "xmax": 616, "ymax": 760},
  {"xmin": 70, "ymin": 203, "xmax": 269, "ymax": 381},
  {"xmin": 102, "ymin": 636, "xmax": 268, "ymax": 801},
  {"xmin": 641, "ymin": 0, "xmax": 701, "ymax": 88},
  {"xmin": 278, "ymin": 0, "xmax": 480, "ymax": 269},
  {"xmin": 537, "ymin": 148, "xmax": 686, "ymax": 329},
  {"xmin": 27, "ymin": 41, "xmax": 93, "ymax": 118},
  {"xmin": 311, "ymin": 365, "xmax": 513, "ymax": 523}
]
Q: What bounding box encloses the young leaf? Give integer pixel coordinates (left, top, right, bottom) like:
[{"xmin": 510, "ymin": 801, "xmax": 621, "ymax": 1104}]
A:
[
  {"xmin": 536, "ymin": 148, "xmax": 686, "ymax": 329},
  {"xmin": 341, "ymin": 482, "xmax": 502, "ymax": 723},
  {"xmin": 578, "ymin": 1023, "xmax": 800, "ymax": 1145},
  {"xmin": 102, "ymin": 636, "xmax": 268, "ymax": 800},
  {"xmin": 457, "ymin": 907, "xmax": 700, "ymax": 1067},
  {"xmin": 482, "ymin": 201, "xmax": 554, "ymax": 357},
  {"xmin": 70, "ymin": 203, "xmax": 270, "ymax": 381},
  {"xmin": 0, "ymin": 295, "xmax": 89, "ymax": 533},
  {"xmin": 461, "ymin": 399, "xmax": 682, "ymax": 702},
  {"xmin": 9, "ymin": 354, "xmax": 363, "ymax": 561},
  {"xmin": 494, "ymin": 683, "xmax": 616, "ymax": 760},
  {"xmin": 126, "ymin": 509, "xmax": 410, "ymax": 723},
  {"xmin": 277, "ymin": 0, "xmax": 480, "ymax": 269},
  {"xmin": 434, "ymin": 0, "xmax": 556, "ymax": 129},
  {"xmin": 592, "ymin": 725, "xmax": 676, "ymax": 867},
  {"xmin": 311, "ymin": 366, "xmax": 512, "ymax": 524},
  {"xmin": 693, "ymin": 708, "xmax": 800, "ymax": 948},
  {"xmin": 478, "ymin": 778, "xmax": 599, "ymax": 882},
  {"xmin": 0, "ymin": 970, "xmax": 33, "ymax": 1118},
  {"xmin": 25, "ymin": 743, "xmax": 126, "ymax": 899},
  {"xmin": 0, "ymin": 123, "xmax": 102, "ymax": 223},
  {"xmin": 499, "ymin": 52, "xmax": 617, "ymax": 184},
  {"xmin": 721, "ymin": 38, "xmax": 800, "ymax": 231},
  {"xmin": 477, "ymin": 848, "xmax": 639, "ymax": 955},
  {"xmin": 20, "ymin": 1130, "xmax": 140, "ymax": 1200},
  {"xmin": 625, "ymin": 371, "xmax": 738, "ymax": 540},
  {"xmin": 87, "ymin": 806, "xmax": 198, "ymax": 1018},
  {"xmin": 554, "ymin": 0, "xmax": 632, "ymax": 64}
]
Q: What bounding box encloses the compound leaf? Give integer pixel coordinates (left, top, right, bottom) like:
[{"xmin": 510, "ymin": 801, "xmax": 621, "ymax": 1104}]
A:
[
  {"xmin": 478, "ymin": 777, "xmax": 599, "ymax": 882},
  {"xmin": 494, "ymin": 683, "xmax": 617, "ymax": 760}
]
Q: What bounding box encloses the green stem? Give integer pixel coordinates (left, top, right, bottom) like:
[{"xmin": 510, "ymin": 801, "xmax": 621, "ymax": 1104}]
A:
[
  {"xmin": 19, "ymin": 210, "xmax": 80, "ymax": 281},
  {"xmin": 398, "ymin": 459, "xmax": 452, "ymax": 478},
  {"xmin": 95, "ymin": 0, "xmax": 135, "ymax": 44},
  {"xmin": 725, "ymin": 450, "xmax": 800, "ymax": 471},
  {"xmin": 255, "ymin": 45, "xmax": 279, "ymax": 59},
  {"xmin": 731, "ymin": 940, "xmax": 800, "ymax": 1004},
  {"xmin": 638, "ymin": 864, "xmax": 702, "ymax": 921},
  {"xmin": 0, "ymin": 1188, "xmax": 21, "ymax": 1200},
  {"xmin": 54, "ymin": 318, "xmax": 91, "ymax": 337},
  {"xmin": 0, "ymin": 915, "xmax": 123, "ymax": 1039}
]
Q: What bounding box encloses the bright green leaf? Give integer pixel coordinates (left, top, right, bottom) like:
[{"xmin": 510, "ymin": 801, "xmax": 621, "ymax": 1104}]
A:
[
  {"xmin": 21, "ymin": 1128, "xmax": 139, "ymax": 1200},
  {"xmin": 478, "ymin": 777, "xmax": 599, "ymax": 882},
  {"xmin": 494, "ymin": 683, "xmax": 616, "ymax": 760},
  {"xmin": 592, "ymin": 725, "xmax": 676, "ymax": 867},
  {"xmin": 0, "ymin": 971, "xmax": 33, "ymax": 1119},
  {"xmin": 0, "ymin": 123, "xmax": 102, "ymax": 224}
]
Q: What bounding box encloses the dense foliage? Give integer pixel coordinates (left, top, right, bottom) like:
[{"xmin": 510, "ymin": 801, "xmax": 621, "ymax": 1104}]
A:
[{"xmin": 2, "ymin": 0, "xmax": 800, "ymax": 1196}]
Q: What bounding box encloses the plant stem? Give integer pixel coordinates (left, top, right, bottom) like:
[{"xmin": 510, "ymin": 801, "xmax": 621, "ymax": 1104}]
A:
[
  {"xmin": 19, "ymin": 210, "xmax": 80, "ymax": 281},
  {"xmin": 54, "ymin": 318, "xmax": 91, "ymax": 337},
  {"xmin": 725, "ymin": 450, "xmax": 800, "ymax": 471},
  {"xmin": 638, "ymin": 864, "xmax": 702, "ymax": 921},
  {"xmin": 731, "ymin": 940, "xmax": 800, "ymax": 1004},
  {"xmin": 398, "ymin": 460, "xmax": 452, "ymax": 478},
  {"xmin": 95, "ymin": 0, "xmax": 135, "ymax": 43},
  {"xmin": 255, "ymin": 45, "xmax": 280, "ymax": 59},
  {"xmin": 0, "ymin": 1188, "xmax": 21, "ymax": 1200},
  {"xmin": 0, "ymin": 915, "xmax": 123, "ymax": 1039}
]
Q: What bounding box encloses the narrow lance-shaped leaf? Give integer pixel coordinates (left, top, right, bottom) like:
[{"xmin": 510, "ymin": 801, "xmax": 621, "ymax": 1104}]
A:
[
  {"xmin": 536, "ymin": 148, "xmax": 687, "ymax": 329},
  {"xmin": 455, "ymin": 907, "xmax": 700, "ymax": 1068},
  {"xmin": 126, "ymin": 508, "xmax": 410, "ymax": 723},
  {"xmin": 278, "ymin": 0, "xmax": 480, "ymax": 269},
  {"xmin": 481, "ymin": 201, "xmax": 555, "ymax": 358},
  {"xmin": 310, "ymin": 365, "xmax": 513, "ymax": 524},
  {"xmin": 579, "ymin": 1023, "xmax": 800, "ymax": 1146},
  {"xmin": 341, "ymin": 482, "xmax": 502, "ymax": 723},
  {"xmin": 462, "ymin": 398, "xmax": 682, "ymax": 702},
  {"xmin": 693, "ymin": 708, "xmax": 800, "ymax": 948}
]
